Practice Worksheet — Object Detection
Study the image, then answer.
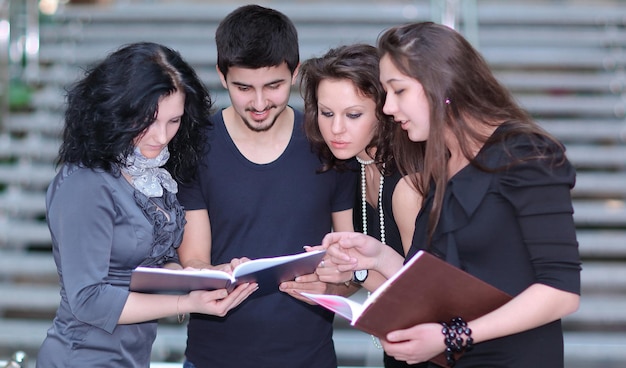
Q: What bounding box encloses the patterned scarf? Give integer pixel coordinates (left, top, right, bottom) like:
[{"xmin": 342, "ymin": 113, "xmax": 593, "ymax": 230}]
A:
[{"xmin": 121, "ymin": 147, "xmax": 178, "ymax": 197}]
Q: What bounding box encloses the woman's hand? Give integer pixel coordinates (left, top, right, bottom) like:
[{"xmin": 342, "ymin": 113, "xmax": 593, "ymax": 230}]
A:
[
  {"xmin": 185, "ymin": 282, "xmax": 258, "ymax": 317},
  {"xmin": 305, "ymin": 244, "xmax": 354, "ymax": 284},
  {"xmin": 381, "ymin": 322, "xmax": 445, "ymax": 365},
  {"xmin": 163, "ymin": 262, "xmax": 183, "ymax": 270},
  {"xmin": 226, "ymin": 257, "xmax": 250, "ymax": 273},
  {"xmin": 321, "ymin": 232, "xmax": 383, "ymax": 269},
  {"xmin": 321, "ymin": 232, "xmax": 404, "ymax": 279},
  {"xmin": 279, "ymin": 270, "xmax": 332, "ymax": 304}
]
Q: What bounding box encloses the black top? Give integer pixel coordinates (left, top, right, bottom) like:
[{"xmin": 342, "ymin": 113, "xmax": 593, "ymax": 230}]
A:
[
  {"xmin": 408, "ymin": 126, "xmax": 581, "ymax": 367},
  {"xmin": 353, "ymin": 166, "xmax": 429, "ymax": 368},
  {"xmin": 177, "ymin": 109, "xmax": 357, "ymax": 368},
  {"xmin": 354, "ymin": 167, "xmax": 404, "ymax": 256}
]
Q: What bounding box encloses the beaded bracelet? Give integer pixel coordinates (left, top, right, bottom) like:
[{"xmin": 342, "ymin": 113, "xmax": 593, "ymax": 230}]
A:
[{"xmin": 440, "ymin": 317, "xmax": 474, "ymax": 367}]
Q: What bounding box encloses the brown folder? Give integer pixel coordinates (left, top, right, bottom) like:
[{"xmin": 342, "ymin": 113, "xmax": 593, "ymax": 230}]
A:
[{"xmin": 302, "ymin": 250, "xmax": 512, "ymax": 366}]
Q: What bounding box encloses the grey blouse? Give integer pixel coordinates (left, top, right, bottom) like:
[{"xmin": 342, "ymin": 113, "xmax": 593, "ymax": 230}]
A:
[{"xmin": 36, "ymin": 164, "xmax": 184, "ymax": 368}]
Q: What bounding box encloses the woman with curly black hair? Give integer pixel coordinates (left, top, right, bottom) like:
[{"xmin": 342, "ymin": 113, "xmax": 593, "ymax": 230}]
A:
[{"xmin": 37, "ymin": 42, "xmax": 257, "ymax": 368}]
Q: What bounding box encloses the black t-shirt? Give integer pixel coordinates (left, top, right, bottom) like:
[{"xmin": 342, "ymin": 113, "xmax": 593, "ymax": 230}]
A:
[{"xmin": 177, "ymin": 108, "xmax": 357, "ymax": 368}]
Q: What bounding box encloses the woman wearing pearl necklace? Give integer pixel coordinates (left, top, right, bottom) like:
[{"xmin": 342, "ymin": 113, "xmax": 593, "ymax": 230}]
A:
[
  {"xmin": 300, "ymin": 44, "xmax": 424, "ymax": 368},
  {"xmin": 320, "ymin": 23, "xmax": 580, "ymax": 368}
]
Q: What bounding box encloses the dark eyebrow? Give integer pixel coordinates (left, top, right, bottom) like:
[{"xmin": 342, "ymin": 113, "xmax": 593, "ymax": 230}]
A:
[
  {"xmin": 264, "ymin": 79, "xmax": 286, "ymax": 86},
  {"xmin": 232, "ymin": 81, "xmax": 251, "ymax": 88},
  {"xmin": 384, "ymin": 77, "xmax": 401, "ymax": 84},
  {"xmin": 231, "ymin": 79, "xmax": 286, "ymax": 88}
]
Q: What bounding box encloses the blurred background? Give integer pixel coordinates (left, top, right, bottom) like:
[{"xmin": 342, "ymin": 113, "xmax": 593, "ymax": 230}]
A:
[{"xmin": 0, "ymin": 0, "xmax": 625, "ymax": 367}]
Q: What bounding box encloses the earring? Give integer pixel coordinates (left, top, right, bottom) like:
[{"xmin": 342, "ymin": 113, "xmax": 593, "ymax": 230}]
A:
[{"xmin": 445, "ymin": 98, "xmax": 451, "ymax": 105}]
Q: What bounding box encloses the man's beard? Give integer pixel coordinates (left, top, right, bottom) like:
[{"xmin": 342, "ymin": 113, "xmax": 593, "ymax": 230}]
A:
[{"xmin": 242, "ymin": 105, "xmax": 283, "ymax": 132}]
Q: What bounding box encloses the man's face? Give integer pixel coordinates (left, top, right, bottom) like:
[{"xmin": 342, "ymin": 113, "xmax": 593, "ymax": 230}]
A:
[{"xmin": 218, "ymin": 62, "xmax": 298, "ymax": 132}]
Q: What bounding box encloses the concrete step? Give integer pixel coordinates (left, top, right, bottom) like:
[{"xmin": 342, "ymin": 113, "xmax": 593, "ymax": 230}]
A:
[
  {"xmin": 54, "ymin": 2, "xmax": 428, "ymax": 25},
  {"xmin": 482, "ymin": 46, "xmax": 624, "ymax": 71},
  {"xmin": 564, "ymin": 294, "xmax": 626, "ymax": 329},
  {"xmin": 0, "ymin": 134, "xmax": 59, "ymax": 162},
  {"xmin": 573, "ymin": 200, "xmax": 626, "ymax": 228},
  {"xmin": 573, "ymin": 172, "xmax": 626, "ymax": 199},
  {"xmin": 577, "ymin": 230, "xmax": 626, "ymax": 258},
  {"xmin": 52, "ymin": 2, "xmax": 626, "ymax": 29},
  {"xmin": 38, "ymin": 40, "xmax": 624, "ymax": 78},
  {"xmin": 0, "ymin": 219, "xmax": 50, "ymax": 249},
  {"xmin": 516, "ymin": 94, "xmax": 626, "ymax": 118},
  {"xmin": 563, "ymin": 331, "xmax": 626, "ymax": 368},
  {"xmin": 480, "ymin": 26, "xmax": 626, "ymax": 47},
  {"xmin": 495, "ymin": 71, "xmax": 625, "ymax": 93},
  {"xmin": 3, "ymin": 112, "xmax": 64, "ymax": 137},
  {"xmin": 0, "ymin": 252, "xmax": 56, "ymax": 280},
  {"xmin": 0, "ymin": 190, "xmax": 46, "ymax": 218},
  {"xmin": 0, "ymin": 163, "xmax": 57, "ymax": 190},
  {"xmin": 566, "ymin": 145, "xmax": 626, "ymax": 170},
  {"xmin": 581, "ymin": 262, "xmax": 626, "ymax": 294},
  {"xmin": 538, "ymin": 119, "xmax": 626, "ymax": 144},
  {"xmin": 476, "ymin": 3, "xmax": 626, "ymax": 26},
  {"xmin": 0, "ymin": 283, "xmax": 59, "ymax": 315}
]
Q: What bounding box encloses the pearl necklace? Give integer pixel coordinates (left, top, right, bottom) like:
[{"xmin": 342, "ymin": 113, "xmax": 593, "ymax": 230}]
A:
[
  {"xmin": 356, "ymin": 156, "xmax": 385, "ymax": 350},
  {"xmin": 356, "ymin": 156, "xmax": 385, "ymax": 245}
]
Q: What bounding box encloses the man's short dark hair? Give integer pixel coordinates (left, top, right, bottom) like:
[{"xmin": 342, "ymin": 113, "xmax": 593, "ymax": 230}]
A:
[{"xmin": 215, "ymin": 4, "xmax": 299, "ymax": 77}]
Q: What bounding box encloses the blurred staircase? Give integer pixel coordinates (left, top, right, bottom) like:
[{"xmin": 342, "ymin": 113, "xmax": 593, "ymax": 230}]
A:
[{"xmin": 0, "ymin": 1, "xmax": 625, "ymax": 367}]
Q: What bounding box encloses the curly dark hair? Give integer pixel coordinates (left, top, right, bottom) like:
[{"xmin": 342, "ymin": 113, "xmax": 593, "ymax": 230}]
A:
[
  {"xmin": 58, "ymin": 41, "xmax": 213, "ymax": 183},
  {"xmin": 299, "ymin": 43, "xmax": 398, "ymax": 173}
]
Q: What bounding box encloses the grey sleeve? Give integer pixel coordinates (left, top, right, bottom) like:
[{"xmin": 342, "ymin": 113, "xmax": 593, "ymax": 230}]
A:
[{"xmin": 47, "ymin": 169, "xmax": 129, "ymax": 333}]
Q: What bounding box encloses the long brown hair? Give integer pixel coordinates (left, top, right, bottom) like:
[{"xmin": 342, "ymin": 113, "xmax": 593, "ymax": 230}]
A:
[
  {"xmin": 300, "ymin": 44, "xmax": 396, "ymax": 173},
  {"xmin": 377, "ymin": 22, "xmax": 564, "ymax": 242}
]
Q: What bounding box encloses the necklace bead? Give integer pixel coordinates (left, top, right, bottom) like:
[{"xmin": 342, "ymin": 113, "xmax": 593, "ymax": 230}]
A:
[
  {"xmin": 360, "ymin": 161, "xmax": 385, "ymax": 351},
  {"xmin": 356, "ymin": 156, "xmax": 375, "ymax": 165},
  {"xmin": 360, "ymin": 162, "xmax": 385, "ymax": 245}
]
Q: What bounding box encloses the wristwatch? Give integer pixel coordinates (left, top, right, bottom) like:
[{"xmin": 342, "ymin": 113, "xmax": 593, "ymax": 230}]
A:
[{"xmin": 353, "ymin": 269, "xmax": 368, "ymax": 283}]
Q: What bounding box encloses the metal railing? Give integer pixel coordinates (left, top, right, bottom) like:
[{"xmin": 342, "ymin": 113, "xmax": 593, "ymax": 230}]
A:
[
  {"xmin": 0, "ymin": 0, "xmax": 39, "ymax": 132},
  {"xmin": 430, "ymin": 0, "xmax": 479, "ymax": 47},
  {"xmin": 0, "ymin": 0, "xmax": 10, "ymax": 131}
]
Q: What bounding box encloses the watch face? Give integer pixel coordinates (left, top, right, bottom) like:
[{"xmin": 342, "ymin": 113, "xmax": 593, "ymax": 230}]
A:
[{"xmin": 354, "ymin": 269, "xmax": 368, "ymax": 283}]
